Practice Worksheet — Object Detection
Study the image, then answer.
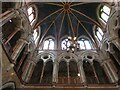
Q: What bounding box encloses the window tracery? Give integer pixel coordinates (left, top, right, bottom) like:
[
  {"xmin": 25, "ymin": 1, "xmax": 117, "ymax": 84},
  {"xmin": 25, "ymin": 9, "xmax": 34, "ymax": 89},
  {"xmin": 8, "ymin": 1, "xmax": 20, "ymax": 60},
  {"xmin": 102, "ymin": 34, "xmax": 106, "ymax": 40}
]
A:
[
  {"xmin": 43, "ymin": 38, "xmax": 55, "ymax": 50},
  {"xmin": 78, "ymin": 38, "xmax": 92, "ymax": 50},
  {"xmin": 61, "ymin": 38, "xmax": 71, "ymax": 50},
  {"xmin": 27, "ymin": 7, "xmax": 35, "ymax": 25},
  {"xmin": 96, "ymin": 27, "xmax": 104, "ymax": 42},
  {"xmin": 99, "ymin": 5, "xmax": 111, "ymax": 24}
]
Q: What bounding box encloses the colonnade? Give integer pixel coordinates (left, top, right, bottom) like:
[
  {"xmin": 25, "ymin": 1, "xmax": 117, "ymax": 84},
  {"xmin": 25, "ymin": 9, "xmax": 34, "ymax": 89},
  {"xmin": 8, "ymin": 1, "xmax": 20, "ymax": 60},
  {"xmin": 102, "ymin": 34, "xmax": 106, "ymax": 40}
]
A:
[{"xmin": 21, "ymin": 56, "xmax": 118, "ymax": 85}]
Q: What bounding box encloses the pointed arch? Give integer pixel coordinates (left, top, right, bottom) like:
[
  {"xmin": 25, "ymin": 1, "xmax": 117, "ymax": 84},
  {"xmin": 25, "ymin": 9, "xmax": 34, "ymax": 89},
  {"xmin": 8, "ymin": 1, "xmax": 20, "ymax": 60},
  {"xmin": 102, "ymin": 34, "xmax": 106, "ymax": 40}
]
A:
[{"xmin": 78, "ymin": 36, "xmax": 93, "ymax": 50}]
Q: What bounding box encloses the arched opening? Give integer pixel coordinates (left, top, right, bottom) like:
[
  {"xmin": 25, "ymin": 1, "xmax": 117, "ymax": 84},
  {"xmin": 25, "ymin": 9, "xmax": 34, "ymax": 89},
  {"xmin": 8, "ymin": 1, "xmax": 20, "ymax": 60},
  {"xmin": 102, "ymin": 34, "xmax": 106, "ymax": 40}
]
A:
[
  {"xmin": 99, "ymin": 5, "xmax": 111, "ymax": 24},
  {"xmin": 15, "ymin": 45, "xmax": 27, "ymax": 70},
  {"xmin": 9, "ymin": 31, "xmax": 21, "ymax": 48},
  {"xmin": 17, "ymin": 52, "xmax": 28, "ymax": 77},
  {"xmin": 2, "ymin": 20, "xmax": 21, "ymax": 56},
  {"xmin": 83, "ymin": 60, "xmax": 97, "ymax": 84},
  {"xmin": 41, "ymin": 60, "xmax": 53, "ymax": 84},
  {"xmin": 29, "ymin": 59, "xmax": 43, "ymax": 84},
  {"xmin": 33, "ymin": 29, "xmax": 39, "ymax": 45},
  {"xmin": 61, "ymin": 38, "xmax": 71, "ymax": 50},
  {"xmin": 43, "ymin": 38, "xmax": 55, "ymax": 50},
  {"xmin": 78, "ymin": 38, "xmax": 92, "ymax": 50},
  {"xmin": 2, "ymin": 19, "xmax": 15, "ymax": 42},
  {"xmin": 95, "ymin": 27, "xmax": 104, "ymax": 43},
  {"xmin": 93, "ymin": 60, "xmax": 109, "ymax": 84},
  {"xmin": 69, "ymin": 61, "xmax": 79, "ymax": 84},
  {"xmin": 27, "ymin": 6, "xmax": 36, "ymax": 25},
  {"xmin": 58, "ymin": 61, "xmax": 68, "ymax": 84}
]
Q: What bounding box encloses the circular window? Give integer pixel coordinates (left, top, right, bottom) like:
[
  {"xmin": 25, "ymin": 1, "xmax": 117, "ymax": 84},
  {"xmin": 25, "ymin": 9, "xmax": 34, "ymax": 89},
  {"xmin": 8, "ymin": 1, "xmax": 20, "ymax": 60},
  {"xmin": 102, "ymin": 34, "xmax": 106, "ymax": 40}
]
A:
[
  {"xmin": 65, "ymin": 56, "xmax": 71, "ymax": 59},
  {"xmin": 87, "ymin": 55, "xmax": 93, "ymax": 59},
  {"xmin": 41, "ymin": 54, "xmax": 50, "ymax": 60},
  {"xmin": 43, "ymin": 55, "xmax": 49, "ymax": 59}
]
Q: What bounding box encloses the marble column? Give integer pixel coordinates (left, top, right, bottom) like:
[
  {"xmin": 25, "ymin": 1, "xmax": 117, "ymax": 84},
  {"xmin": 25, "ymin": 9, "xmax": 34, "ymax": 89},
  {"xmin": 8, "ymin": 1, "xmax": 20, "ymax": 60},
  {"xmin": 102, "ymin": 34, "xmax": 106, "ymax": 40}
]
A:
[
  {"xmin": 40, "ymin": 63, "xmax": 46, "ymax": 83},
  {"xmin": 78, "ymin": 60, "xmax": 86, "ymax": 84},
  {"xmin": 91, "ymin": 62, "xmax": 99, "ymax": 83},
  {"xmin": 67, "ymin": 62, "xmax": 70, "ymax": 84},
  {"xmin": 17, "ymin": 51, "xmax": 28, "ymax": 71},
  {"xmin": 21, "ymin": 61, "xmax": 35, "ymax": 83},
  {"xmin": 52, "ymin": 61, "xmax": 58, "ymax": 84},
  {"xmin": 101, "ymin": 59, "xmax": 119, "ymax": 83},
  {"xmin": 11, "ymin": 38, "xmax": 27, "ymax": 63},
  {"xmin": 0, "ymin": 10, "xmax": 17, "ymax": 27}
]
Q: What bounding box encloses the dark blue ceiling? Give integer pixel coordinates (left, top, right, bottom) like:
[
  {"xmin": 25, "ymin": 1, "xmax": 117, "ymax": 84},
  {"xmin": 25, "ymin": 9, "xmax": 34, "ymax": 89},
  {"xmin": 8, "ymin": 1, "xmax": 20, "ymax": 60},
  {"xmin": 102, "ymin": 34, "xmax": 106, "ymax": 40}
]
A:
[{"xmin": 35, "ymin": 2, "xmax": 101, "ymax": 42}]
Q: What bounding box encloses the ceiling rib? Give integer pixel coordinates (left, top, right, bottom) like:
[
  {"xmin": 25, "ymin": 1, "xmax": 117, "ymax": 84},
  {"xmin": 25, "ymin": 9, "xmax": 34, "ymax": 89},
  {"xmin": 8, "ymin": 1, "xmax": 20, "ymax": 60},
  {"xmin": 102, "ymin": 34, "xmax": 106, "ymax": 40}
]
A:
[
  {"xmin": 80, "ymin": 20, "xmax": 98, "ymax": 25},
  {"xmin": 70, "ymin": 2, "xmax": 97, "ymax": 7},
  {"xmin": 53, "ymin": 22, "xmax": 58, "ymax": 47},
  {"xmin": 70, "ymin": 8, "xmax": 101, "ymax": 28},
  {"xmin": 69, "ymin": 9, "xmax": 98, "ymax": 48},
  {"xmin": 76, "ymin": 21, "xmax": 79, "ymax": 38},
  {"xmin": 67, "ymin": 10, "xmax": 75, "ymax": 37},
  {"xmin": 34, "ymin": 8, "xmax": 63, "ymax": 29},
  {"xmin": 58, "ymin": 11, "xmax": 66, "ymax": 41},
  {"xmin": 37, "ymin": 10, "xmax": 64, "ymax": 48},
  {"xmin": 46, "ymin": 3, "xmax": 63, "ymax": 7}
]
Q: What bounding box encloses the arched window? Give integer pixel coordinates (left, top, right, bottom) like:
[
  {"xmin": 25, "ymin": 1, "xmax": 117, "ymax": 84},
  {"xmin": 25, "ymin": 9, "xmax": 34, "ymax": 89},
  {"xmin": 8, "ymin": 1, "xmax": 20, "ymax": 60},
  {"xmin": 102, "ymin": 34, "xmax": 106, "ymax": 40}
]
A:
[
  {"xmin": 61, "ymin": 38, "xmax": 71, "ymax": 50},
  {"xmin": 33, "ymin": 29, "xmax": 38, "ymax": 45},
  {"xmin": 99, "ymin": 5, "xmax": 111, "ymax": 24},
  {"xmin": 96, "ymin": 27, "xmax": 104, "ymax": 41},
  {"xmin": 27, "ymin": 7, "xmax": 35, "ymax": 25},
  {"xmin": 43, "ymin": 38, "xmax": 54, "ymax": 50},
  {"xmin": 78, "ymin": 38, "xmax": 92, "ymax": 50}
]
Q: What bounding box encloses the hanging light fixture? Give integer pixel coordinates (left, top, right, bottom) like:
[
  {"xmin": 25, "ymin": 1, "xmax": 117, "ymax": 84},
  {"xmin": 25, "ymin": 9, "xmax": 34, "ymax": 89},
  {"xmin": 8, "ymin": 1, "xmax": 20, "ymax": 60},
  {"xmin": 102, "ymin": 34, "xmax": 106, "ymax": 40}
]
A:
[{"xmin": 67, "ymin": 36, "xmax": 79, "ymax": 53}]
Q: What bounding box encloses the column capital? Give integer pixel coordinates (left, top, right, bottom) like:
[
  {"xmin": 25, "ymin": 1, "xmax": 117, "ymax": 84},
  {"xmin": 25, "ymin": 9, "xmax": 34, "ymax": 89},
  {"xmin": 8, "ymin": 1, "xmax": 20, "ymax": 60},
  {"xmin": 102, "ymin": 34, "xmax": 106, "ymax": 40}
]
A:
[
  {"xmin": 27, "ymin": 60, "xmax": 36, "ymax": 66},
  {"xmin": 19, "ymin": 38, "xmax": 29, "ymax": 44},
  {"xmin": 11, "ymin": 8, "xmax": 23, "ymax": 16},
  {"xmin": 78, "ymin": 60, "xmax": 83, "ymax": 65},
  {"xmin": 101, "ymin": 58, "xmax": 111, "ymax": 66},
  {"xmin": 53, "ymin": 60, "xmax": 58, "ymax": 65}
]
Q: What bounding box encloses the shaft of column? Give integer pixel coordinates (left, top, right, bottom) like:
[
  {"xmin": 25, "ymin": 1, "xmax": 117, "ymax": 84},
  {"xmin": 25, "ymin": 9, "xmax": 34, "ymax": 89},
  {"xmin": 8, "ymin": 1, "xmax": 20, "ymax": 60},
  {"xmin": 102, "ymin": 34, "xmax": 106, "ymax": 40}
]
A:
[
  {"xmin": 78, "ymin": 60, "xmax": 86, "ymax": 84},
  {"xmin": 40, "ymin": 63, "xmax": 45, "ymax": 83},
  {"xmin": 11, "ymin": 39, "xmax": 27, "ymax": 63},
  {"xmin": 52, "ymin": 61, "xmax": 58, "ymax": 84},
  {"xmin": 0, "ymin": 10, "xmax": 17, "ymax": 27},
  {"xmin": 21, "ymin": 61, "xmax": 35, "ymax": 83},
  {"xmin": 101, "ymin": 59, "xmax": 119, "ymax": 83},
  {"xmin": 17, "ymin": 52, "xmax": 27, "ymax": 71},
  {"xmin": 91, "ymin": 63, "xmax": 99, "ymax": 84},
  {"xmin": 67, "ymin": 62, "xmax": 70, "ymax": 84}
]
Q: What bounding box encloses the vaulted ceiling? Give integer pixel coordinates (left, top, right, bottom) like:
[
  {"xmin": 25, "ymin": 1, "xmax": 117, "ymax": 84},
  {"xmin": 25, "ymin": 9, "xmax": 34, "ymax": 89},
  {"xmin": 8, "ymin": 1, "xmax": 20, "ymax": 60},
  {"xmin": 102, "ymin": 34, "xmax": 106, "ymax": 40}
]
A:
[{"xmin": 34, "ymin": 2, "xmax": 102, "ymax": 47}]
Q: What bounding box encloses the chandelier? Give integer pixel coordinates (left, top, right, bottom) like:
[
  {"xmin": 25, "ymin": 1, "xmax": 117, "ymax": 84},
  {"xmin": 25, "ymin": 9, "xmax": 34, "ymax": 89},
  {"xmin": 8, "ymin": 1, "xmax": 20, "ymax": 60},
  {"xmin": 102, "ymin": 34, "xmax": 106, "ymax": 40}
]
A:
[{"xmin": 67, "ymin": 36, "xmax": 79, "ymax": 53}]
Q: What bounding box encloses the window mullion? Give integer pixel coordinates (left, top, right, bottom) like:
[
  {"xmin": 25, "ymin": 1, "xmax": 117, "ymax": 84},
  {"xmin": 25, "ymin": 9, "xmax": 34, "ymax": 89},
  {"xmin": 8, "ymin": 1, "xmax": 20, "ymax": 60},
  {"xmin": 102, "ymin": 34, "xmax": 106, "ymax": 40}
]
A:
[
  {"xmin": 103, "ymin": 11, "xmax": 109, "ymax": 16},
  {"xmin": 48, "ymin": 40, "xmax": 51, "ymax": 50},
  {"xmin": 83, "ymin": 41, "xmax": 86, "ymax": 49}
]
